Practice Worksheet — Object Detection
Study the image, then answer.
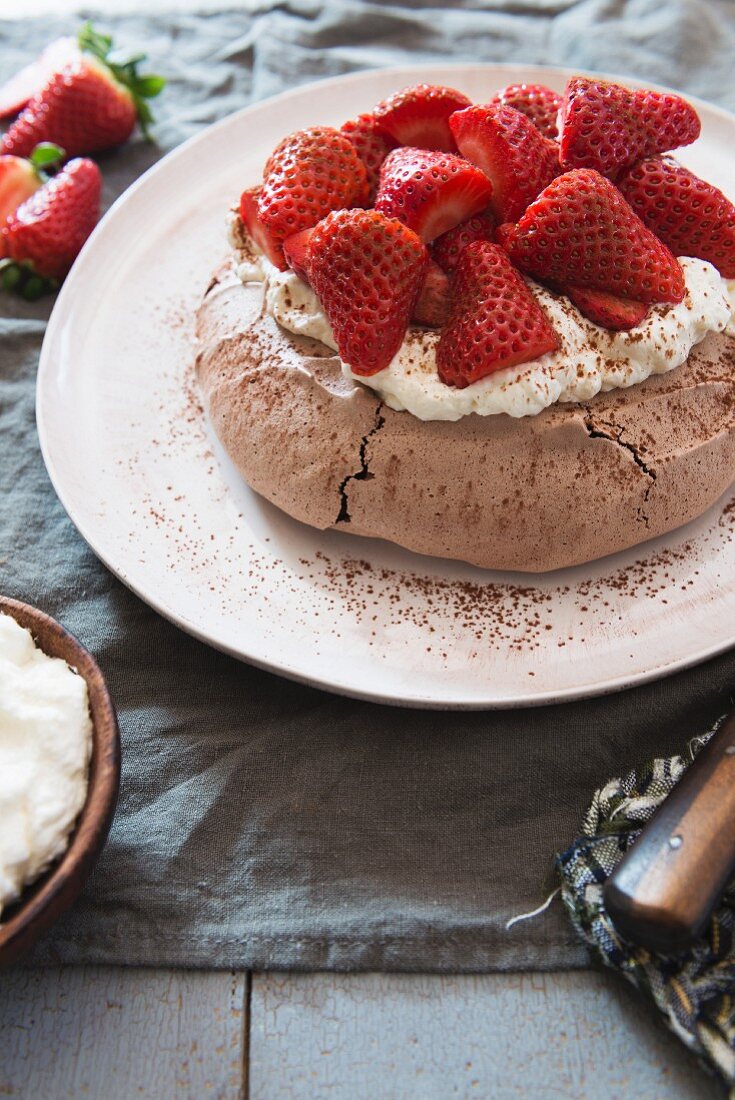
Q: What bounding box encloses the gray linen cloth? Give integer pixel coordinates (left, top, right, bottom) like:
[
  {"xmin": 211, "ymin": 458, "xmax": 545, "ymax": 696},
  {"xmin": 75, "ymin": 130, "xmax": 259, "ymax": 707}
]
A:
[{"xmin": 2, "ymin": 1, "xmax": 735, "ymax": 970}]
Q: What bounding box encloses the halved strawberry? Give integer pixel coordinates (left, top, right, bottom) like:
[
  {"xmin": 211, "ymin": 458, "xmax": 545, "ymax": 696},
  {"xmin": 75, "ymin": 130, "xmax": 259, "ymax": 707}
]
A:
[
  {"xmin": 340, "ymin": 113, "xmax": 397, "ymax": 203},
  {"xmin": 558, "ymin": 77, "xmax": 700, "ymax": 180},
  {"xmin": 508, "ymin": 169, "xmax": 686, "ymax": 305},
  {"xmin": 431, "ymin": 210, "xmax": 496, "ymax": 275},
  {"xmin": 308, "ymin": 209, "xmax": 427, "ymax": 376},
  {"xmin": 617, "ymin": 155, "xmax": 735, "ymax": 279},
  {"xmin": 1, "ymin": 156, "xmax": 101, "ymax": 293},
  {"xmin": 374, "ymin": 147, "xmax": 493, "ymax": 243},
  {"xmin": 437, "ymin": 242, "xmax": 559, "ymax": 388},
  {"xmin": 1, "ymin": 23, "xmax": 165, "ymax": 158},
  {"xmin": 566, "ymin": 286, "xmax": 648, "ymax": 330},
  {"xmin": 282, "ymin": 226, "xmax": 315, "ymax": 284},
  {"xmin": 239, "ymin": 187, "xmax": 283, "ymax": 269},
  {"xmin": 0, "ymin": 37, "xmax": 80, "ymax": 119},
  {"xmin": 412, "ymin": 260, "xmax": 452, "ymax": 327},
  {"xmin": 449, "ymin": 104, "xmax": 560, "ymax": 222},
  {"xmin": 258, "ymin": 126, "xmax": 368, "ymax": 269},
  {"xmin": 0, "ymin": 143, "xmax": 65, "ymax": 259},
  {"xmin": 489, "ymin": 83, "xmax": 561, "ymax": 141},
  {"xmin": 372, "ymin": 83, "xmax": 471, "ymax": 152}
]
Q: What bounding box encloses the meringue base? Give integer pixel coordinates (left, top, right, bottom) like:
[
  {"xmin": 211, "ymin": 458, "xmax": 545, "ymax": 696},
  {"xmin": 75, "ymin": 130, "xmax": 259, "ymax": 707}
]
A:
[{"xmin": 195, "ymin": 262, "xmax": 735, "ymax": 573}]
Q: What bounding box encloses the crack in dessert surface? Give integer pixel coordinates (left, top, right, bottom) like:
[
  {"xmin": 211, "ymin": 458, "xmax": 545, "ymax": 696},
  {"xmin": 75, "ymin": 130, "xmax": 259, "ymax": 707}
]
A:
[
  {"xmin": 582, "ymin": 409, "xmax": 657, "ymax": 528},
  {"xmin": 336, "ymin": 401, "xmax": 386, "ymax": 524}
]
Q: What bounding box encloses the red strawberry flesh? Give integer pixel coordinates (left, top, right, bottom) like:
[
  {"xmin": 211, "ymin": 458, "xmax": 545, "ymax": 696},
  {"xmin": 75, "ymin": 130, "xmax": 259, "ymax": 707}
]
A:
[
  {"xmin": 375, "ymin": 147, "xmax": 493, "ymax": 243},
  {"xmin": 431, "ymin": 209, "xmax": 496, "ymax": 274},
  {"xmin": 617, "ymin": 155, "xmax": 735, "ymax": 279},
  {"xmin": 412, "ymin": 260, "xmax": 452, "ymax": 327},
  {"xmin": 508, "ymin": 168, "xmax": 686, "ymax": 305},
  {"xmin": 565, "ymin": 286, "xmax": 648, "ymax": 330},
  {"xmin": 449, "ymin": 104, "xmax": 560, "ymax": 223},
  {"xmin": 308, "ymin": 208, "xmax": 427, "ymax": 376},
  {"xmin": 559, "ymin": 77, "xmax": 700, "ymax": 180},
  {"xmin": 437, "ymin": 241, "xmax": 559, "ymax": 388},
  {"xmin": 340, "ymin": 113, "xmax": 397, "ymax": 203},
  {"xmin": 372, "ymin": 83, "xmax": 471, "ymax": 152},
  {"xmin": 282, "ymin": 226, "xmax": 315, "ymax": 284},
  {"xmin": 239, "ymin": 187, "xmax": 284, "ymax": 270}
]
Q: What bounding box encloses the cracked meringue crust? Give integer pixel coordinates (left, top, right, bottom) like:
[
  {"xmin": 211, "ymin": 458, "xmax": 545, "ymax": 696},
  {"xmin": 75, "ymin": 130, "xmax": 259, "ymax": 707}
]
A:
[{"xmin": 195, "ymin": 260, "xmax": 735, "ymax": 573}]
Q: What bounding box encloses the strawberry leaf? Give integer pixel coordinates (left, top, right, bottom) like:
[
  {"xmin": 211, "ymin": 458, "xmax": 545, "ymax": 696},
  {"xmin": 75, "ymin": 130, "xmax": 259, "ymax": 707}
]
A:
[
  {"xmin": 29, "ymin": 142, "xmax": 65, "ymax": 170},
  {"xmin": 77, "ymin": 20, "xmax": 166, "ymax": 139}
]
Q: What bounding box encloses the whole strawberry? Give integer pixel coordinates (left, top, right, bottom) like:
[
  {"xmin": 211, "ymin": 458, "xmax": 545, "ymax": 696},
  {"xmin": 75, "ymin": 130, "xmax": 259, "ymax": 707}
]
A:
[
  {"xmin": 449, "ymin": 104, "xmax": 560, "ymax": 222},
  {"xmin": 558, "ymin": 77, "xmax": 700, "ymax": 180},
  {"xmin": 375, "ymin": 147, "xmax": 493, "ymax": 243},
  {"xmin": 2, "ymin": 157, "xmax": 101, "ymax": 293},
  {"xmin": 372, "ymin": 83, "xmax": 471, "ymax": 152},
  {"xmin": 256, "ymin": 126, "xmax": 368, "ymax": 269},
  {"xmin": 340, "ymin": 113, "xmax": 397, "ymax": 203},
  {"xmin": 489, "ymin": 83, "xmax": 561, "ymax": 141},
  {"xmin": 508, "ymin": 169, "xmax": 686, "ymax": 305},
  {"xmin": 0, "ymin": 142, "xmax": 64, "ymax": 260},
  {"xmin": 618, "ymin": 155, "xmax": 735, "ymax": 279},
  {"xmin": 1, "ymin": 22, "xmax": 165, "ymax": 159},
  {"xmin": 308, "ymin": 208, "xmax": 427, "ymax": 376},
  {"xmin": 437, "ymin": 242, "xmax": 559, "ymax": 388}
]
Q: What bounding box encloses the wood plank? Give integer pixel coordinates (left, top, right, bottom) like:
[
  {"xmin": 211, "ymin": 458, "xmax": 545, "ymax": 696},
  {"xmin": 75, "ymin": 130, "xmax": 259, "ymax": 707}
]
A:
[
  {"xmin": 250, "ymin": 970, "xmax": 715, "ymax": 1099},
  {"xmin": 0, "ymin": 967, "xmax": 246, "ymax": 1100}
]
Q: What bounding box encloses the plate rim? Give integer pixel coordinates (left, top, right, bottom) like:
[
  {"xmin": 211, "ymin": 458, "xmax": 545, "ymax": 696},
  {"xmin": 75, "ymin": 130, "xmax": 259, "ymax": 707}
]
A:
[{"xmin": 36, "ymin": 61, "xmax": 735, "ymax": 710}]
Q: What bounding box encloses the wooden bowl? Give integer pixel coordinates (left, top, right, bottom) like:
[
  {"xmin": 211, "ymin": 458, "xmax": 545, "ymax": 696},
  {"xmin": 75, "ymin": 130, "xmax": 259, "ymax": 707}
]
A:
[{"xmin": 0, "ymin": 596, "xmax": 120, "ymax": 966}]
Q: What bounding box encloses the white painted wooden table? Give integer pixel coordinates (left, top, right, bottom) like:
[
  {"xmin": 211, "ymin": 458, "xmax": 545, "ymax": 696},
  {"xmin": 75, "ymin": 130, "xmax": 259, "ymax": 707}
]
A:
[{"xmin": 0, "ymin": 1, "xmax": 722, "ymax": 1095}]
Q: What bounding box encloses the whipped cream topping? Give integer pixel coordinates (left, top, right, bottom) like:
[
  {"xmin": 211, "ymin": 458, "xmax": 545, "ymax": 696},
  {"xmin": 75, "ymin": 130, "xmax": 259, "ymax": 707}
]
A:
[
  {"xmin": 0, "ymin": 613, "xmax": 92, "ymax": 916},
  {"xmin": 228, "ymin": 216, "xmax": 733, "ymax": 420}
]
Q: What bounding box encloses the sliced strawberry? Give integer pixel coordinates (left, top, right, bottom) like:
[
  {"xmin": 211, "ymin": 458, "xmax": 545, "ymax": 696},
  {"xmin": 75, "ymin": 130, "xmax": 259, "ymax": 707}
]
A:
[
  {"xmin": 558, "ymin": 77, "xmax": 700, "ymax": 180},
  {"xmin": 494, "ymin": 222, "xmax": 518, "ymax": 253},
  {"xmin": 431, "ymin": 209, "xmax": 496, "ymax": 275},
  {"xmin": 2, "ymin": 156, "xmax": 101, "ymax": 283},
  {"xmin": 489, "ymin": 83, "xmax": 561, "ymax": 141},
  {"xmin": 372, "ymin": 83, "xmax": 471, "ymax": 152},
  {"xmin": 340, "ymin": 113, "xmax": 397, "ymax": 203},
  {"xmin": 258, "ymin": 126, "xmax": 368, "ymax": 269},
  {"xmin": 282, "ymin": 226, "xmax": 315, "ymax": 284},
  {"xmin": 509, "ymin": 169, "xmax": 686, "ymax": 305},
  {"xmin": 565, "ymin": 286, "xmax": 648, "ymax": 330},
  {"xmin": 437, "ymin": 242, "xmax": 559, "ymax": 388},
  {"xmin": 412, "ymin": 260, "xmax": 452, "ymax": 327},
  {"xmin": 1, "ymin": 23, "xmax": 165, "ymax": 158},
  {"xmin": 374, "ymin": 147, "xmax": 493, "ymax": 243},
  {"xmin": 308, "ymin": 209, "xmax": 427, "ymax": 376},
  {"xmin": 617, "ymin": 155, "xmax": 735, "ymax": 279},
  {"xmin": 0, "ymin": 155, "xmax": 43, "ymax": 248},
  {"xmin": 0, "ymin": 37, "xmax": 80, "ymax": 119},
  {"xmin": 449, "ymin": 104, "xmax": 560, "ymax": 222},
  {"xmin": 239, "ymin": 187, "xmax": 284, "ymax": 269}
]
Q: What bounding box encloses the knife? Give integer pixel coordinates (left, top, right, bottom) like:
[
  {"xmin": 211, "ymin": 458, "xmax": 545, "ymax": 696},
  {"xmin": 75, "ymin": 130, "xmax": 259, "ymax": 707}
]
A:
[{"xmin": 603, "ymin": 710, "xmax": 735, "ymax": 953}]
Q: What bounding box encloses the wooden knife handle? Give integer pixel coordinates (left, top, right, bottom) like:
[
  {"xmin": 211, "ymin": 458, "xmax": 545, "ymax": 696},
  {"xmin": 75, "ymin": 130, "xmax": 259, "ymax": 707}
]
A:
[{"xmin": 602, "ymin": 711, "xmax": 735, "ymax": 953}]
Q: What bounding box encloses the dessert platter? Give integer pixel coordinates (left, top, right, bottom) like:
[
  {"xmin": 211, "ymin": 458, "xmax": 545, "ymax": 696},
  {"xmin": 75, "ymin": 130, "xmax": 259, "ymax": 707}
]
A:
[{"xmin": 37, "ymin": 64, "xmax": 735, "ymax": 707}]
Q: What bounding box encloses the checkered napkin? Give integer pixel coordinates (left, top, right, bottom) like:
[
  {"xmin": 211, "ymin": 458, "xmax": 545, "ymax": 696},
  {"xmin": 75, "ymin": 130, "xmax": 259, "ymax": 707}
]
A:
[{"xmin": 557, "ymin": 728, "xmax": 735, "ymax": 1092}]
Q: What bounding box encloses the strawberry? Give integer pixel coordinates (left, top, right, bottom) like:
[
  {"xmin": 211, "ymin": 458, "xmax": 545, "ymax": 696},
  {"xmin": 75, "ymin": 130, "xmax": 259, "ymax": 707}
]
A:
[
  {"xmin": 239, "ymin": 187, "xmax": 283, "ymax": 269},
  {"xmin": 0, "ymin": 37, "xmax": 80, "ymax": 119},
  {"xmin": 449, "ymin": 104, "xmax": 560, "ymax": 222},
  {"xmin": 489, "ymin": 83, "xmax": 561, "ymax": 141},
  {"xmin": 437, "ymin": 242, "xmax": 559, "ymax": 388},
  {"xmin": 282, "ymin": 226, "xmax": 315, "ymax": 284},
  {"xmin": 257, "ymin": 126, "xmax": 368, "ymax": 270},
  {"xmin": 374, "ymin": 147, "xmax": 493, "ymax": 243},
  {"xmin": 558, "ymin": 77, "xmax": 700, "ymax": 180},
  {"xmin": 565, "ymin": 286, "xmax": 648, "ymax": 330},
  {"xmin": 494, "ymin": 222, "xmax": 518, "ymax": 253},
  {"xmin": 372, "ymin": 83, "xmax": 471, "ymax": 152},
  {"xmin": 340, "ymin": 113, "xmax": 397, "ymax": 203},
  {"xmin": 431, "ymin": 209, "xmax": 496, "ymax": 275},
  {"xmin": 2, "ymin": 157, "xmax": 101, "ymax": 292},
  {"xmin": 308, "ymin": 209, "xmax": 427, "ymax": 376},
  {"xmin": 1, "ymin": 23, "xmax": 165, "ymax": 159},
  {"xmin": 617, "ymin": 155, "xmax": 735, "ymax": 279},
  {"xmin": 508, "ymin": 169, "xmax": 686, "ymax": 305},
  {"xmin": 412, "ymin": 260, "xmax": 452, "ymax": 327}
]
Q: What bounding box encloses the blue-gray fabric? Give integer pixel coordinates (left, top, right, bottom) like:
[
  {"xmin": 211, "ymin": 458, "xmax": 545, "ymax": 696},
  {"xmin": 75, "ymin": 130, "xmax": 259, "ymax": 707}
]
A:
[{"xmin": 1, "ymin": 1, "xmax": 735, "ymax": 971}]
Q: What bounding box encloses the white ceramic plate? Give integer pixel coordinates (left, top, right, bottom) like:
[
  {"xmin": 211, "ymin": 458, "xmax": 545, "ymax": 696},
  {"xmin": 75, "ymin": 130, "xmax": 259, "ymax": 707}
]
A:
[{"xmin": 37, "ymin": 63, "xmax": 735, "ymax": 709}]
